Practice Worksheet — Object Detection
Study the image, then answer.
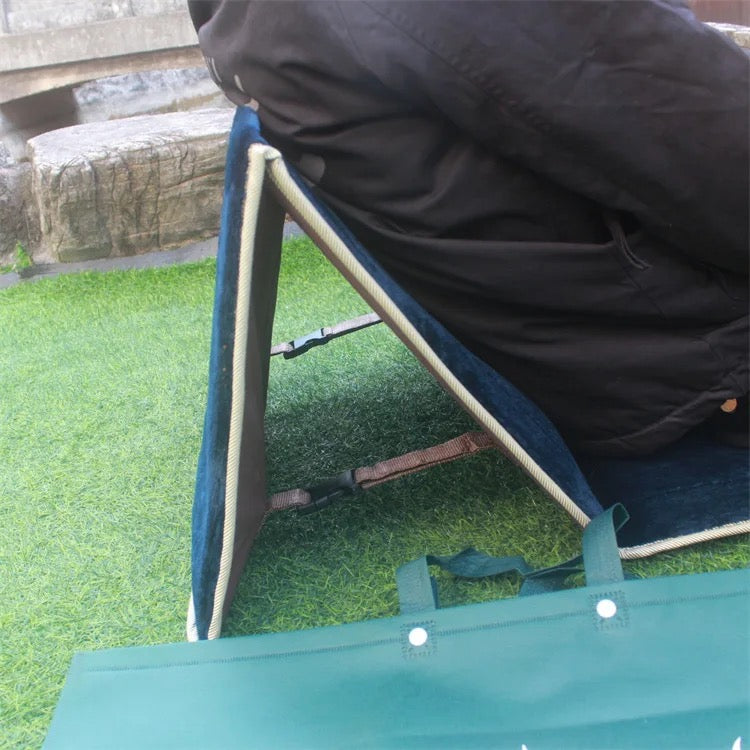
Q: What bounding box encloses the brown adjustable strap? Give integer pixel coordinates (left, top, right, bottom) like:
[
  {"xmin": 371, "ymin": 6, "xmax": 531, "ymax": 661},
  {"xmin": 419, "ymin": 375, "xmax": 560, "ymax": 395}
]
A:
[
  {"xmin": 268, "ymin": 431, "xmax": 496, "ymax": 512},
  {"xmin": 268, "ymin": 488, "xmax": 312, "ymax": 510},
  {"xmin": 270, "ymin": 312, "xmax": 381, "ymax": 359},
  {"xmin": 355, "ymin": 431, "xmax": 495, "ymax": 488}
]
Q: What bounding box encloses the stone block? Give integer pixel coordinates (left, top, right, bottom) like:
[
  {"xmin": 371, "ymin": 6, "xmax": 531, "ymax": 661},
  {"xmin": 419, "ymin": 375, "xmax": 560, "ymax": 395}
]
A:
[
  {"xmin": 27, "ymin": 108, "xmax": 233, "ymax": 262},
  {"xmin": 0, "ymin": 160, "xmax": 40, "ymax": 264}
]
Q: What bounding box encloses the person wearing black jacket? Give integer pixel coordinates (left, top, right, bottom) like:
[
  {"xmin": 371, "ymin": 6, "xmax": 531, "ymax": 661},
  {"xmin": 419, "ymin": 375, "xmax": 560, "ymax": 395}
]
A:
[{"xmin": 188, "ymin": 0, "xmax": 749, "ymax": 456}]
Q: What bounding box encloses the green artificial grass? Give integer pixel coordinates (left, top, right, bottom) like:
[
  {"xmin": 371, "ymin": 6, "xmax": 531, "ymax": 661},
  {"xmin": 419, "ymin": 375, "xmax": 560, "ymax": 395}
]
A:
[
  {"xmin": 1, "ymin": 261, "xmax": 215, "ymax": 749},
  {"xmin": 1, "ymin": 236, "xmax": 748, "ymax": 748}
]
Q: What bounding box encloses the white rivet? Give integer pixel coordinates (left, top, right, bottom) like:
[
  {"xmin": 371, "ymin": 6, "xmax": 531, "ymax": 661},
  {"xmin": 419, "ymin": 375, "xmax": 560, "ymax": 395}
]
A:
[
  {"xmin": 596, "ymin": 599, "xmax": 617, "ymax": 619},
  {"xmin": 408, "ymin": 627, "xmax": 429, "ymax": 647}
]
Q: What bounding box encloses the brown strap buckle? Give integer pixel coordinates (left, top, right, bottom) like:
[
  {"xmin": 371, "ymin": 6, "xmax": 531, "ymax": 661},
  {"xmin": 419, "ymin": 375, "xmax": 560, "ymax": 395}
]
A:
[{"xmin": 268, "ymin": 431, "xmax": 496, "ymax": 514}]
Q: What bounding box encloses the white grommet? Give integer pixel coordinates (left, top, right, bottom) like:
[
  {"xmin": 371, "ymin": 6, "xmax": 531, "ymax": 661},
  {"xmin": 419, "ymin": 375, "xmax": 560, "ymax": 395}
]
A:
[
  {"xmin": 596, "ymin": 599, "xmax": 618, "ymax": 619},
  {"xmin": 408, "ymin": 627, "xmax": 429, "ymax": 647}
]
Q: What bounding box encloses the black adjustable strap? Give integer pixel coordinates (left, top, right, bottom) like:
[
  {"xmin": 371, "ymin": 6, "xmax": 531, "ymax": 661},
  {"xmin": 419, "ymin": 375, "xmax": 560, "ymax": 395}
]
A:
[{"xmin": 270, "ymin": 312, "xmax": 381, "ymax": 359}]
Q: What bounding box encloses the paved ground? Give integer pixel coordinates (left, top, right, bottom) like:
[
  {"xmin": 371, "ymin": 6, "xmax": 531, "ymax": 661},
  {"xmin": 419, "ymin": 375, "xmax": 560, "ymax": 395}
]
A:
[{"xmin": 0, "ymin": 221, "xmax": 304, "ymax": 291}]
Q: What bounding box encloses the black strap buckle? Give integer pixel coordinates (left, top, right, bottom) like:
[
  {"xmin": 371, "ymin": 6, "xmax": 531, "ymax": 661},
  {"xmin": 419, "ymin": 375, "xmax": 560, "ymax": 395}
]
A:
[
  {"xmin": 297, "ymin": 469, "xmax": 360, "ymax": 514},
  {"xmin": 283, "ymin": 329, "xmax": 327, "ymax": 359}
]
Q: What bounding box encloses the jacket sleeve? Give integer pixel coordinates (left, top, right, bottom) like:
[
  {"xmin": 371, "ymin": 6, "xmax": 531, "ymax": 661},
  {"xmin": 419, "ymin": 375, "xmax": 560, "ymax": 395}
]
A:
[{"xmin": 343, "ymin": 0, "xmax": 749, "ymax": 272}]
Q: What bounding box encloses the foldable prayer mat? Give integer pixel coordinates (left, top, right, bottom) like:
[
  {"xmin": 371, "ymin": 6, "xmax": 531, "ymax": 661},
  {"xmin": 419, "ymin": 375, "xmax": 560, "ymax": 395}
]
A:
[
  {"xmin": 43, "ymin": 506, "xmax": 750, "ymax": 748},
  {"xmin": 186, "ymin": 106, "xmax": 749, "ymax": 642}
]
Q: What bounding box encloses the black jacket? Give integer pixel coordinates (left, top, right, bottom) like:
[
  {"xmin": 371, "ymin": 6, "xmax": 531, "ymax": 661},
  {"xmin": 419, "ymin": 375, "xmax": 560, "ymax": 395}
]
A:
[{"xmin": 190, "ymin": 0, "xmax": 749, "ymax": 455}]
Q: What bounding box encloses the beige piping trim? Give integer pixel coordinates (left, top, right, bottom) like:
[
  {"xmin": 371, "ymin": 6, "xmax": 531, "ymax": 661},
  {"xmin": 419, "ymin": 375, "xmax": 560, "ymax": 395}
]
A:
[
  {"xmin": 620, "ymin": 519, "xmax": 750, "ymax": 560},
  {"xmin": 206, "ymin": 145, "xmax": 275, "ymax": 640},
  {"xmin": 186, "ymin": 594, "xmax": 199, "ymax": 642},
  {"xmin": 262, "ymin": 148, "xmax": 591, "ymax": 530}
]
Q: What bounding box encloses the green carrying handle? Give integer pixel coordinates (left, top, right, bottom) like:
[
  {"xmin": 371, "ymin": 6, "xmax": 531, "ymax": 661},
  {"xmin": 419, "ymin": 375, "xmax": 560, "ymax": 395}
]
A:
[{"xmin": 396, "ymin": 503, "xmax": 629, "ymax": 615}]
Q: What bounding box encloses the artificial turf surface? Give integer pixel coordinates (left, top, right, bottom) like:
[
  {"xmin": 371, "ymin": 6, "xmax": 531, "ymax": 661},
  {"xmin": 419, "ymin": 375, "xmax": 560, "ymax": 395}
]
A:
[{"xmin": 1, "ymin": 236, "xmax": 748, "ymax": 748}]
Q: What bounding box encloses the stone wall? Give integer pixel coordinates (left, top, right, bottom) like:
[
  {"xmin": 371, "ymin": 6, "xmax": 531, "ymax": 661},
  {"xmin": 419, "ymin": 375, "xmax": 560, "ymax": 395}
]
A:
[{"xmin": 0, "ymin": 0, "xmax": 184, "ymax": 35}]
